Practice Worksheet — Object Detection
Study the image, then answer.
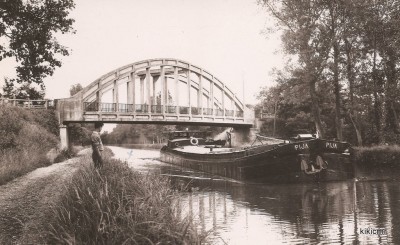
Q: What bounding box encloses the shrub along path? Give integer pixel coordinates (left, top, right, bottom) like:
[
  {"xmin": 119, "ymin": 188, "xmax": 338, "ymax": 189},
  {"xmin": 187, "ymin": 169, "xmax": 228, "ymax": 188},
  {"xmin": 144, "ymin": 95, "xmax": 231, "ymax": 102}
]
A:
[{"xmin": 0, "ymin": 149, "xmax": 90, "ymax": 244}]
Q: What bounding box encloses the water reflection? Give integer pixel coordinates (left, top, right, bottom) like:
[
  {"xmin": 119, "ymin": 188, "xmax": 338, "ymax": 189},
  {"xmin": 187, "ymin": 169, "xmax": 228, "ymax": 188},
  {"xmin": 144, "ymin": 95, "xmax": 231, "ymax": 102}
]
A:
[{"xmin": 109, "ymin": 146, "xmax": 398, "ymax": 244}]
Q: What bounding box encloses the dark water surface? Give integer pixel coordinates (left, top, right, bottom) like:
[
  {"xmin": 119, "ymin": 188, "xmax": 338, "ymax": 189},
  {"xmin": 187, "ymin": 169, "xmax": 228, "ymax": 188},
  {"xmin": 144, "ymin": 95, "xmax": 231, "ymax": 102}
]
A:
[{"xmin": 110, "ymin": 146, "xmax": 399, "ymax": 245}]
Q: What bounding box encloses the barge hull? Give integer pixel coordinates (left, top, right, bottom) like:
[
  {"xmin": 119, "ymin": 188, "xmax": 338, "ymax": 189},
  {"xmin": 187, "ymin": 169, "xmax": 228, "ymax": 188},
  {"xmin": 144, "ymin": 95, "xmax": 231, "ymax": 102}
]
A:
[{"xmin": 160, "ymin": 149, "xmax": 353, "ymax": 183}]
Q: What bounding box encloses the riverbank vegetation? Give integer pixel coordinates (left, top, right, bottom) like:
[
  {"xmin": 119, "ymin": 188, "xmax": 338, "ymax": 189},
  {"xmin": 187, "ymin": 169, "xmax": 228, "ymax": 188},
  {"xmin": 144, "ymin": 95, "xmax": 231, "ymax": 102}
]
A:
[
  {"xmin": 353, "ymin": 145, "xmax": 400, "ymax": 166},
  {"xmin": 45, "ymin": 152, "xmax": 205, "ymax": 244},
  {"xmin": 0, "ymin": 105, "xmax": 59, "ymax": 185},
  {"xmin": 257, "ymin": 0, "xmax": 400, "ymax": 146}
]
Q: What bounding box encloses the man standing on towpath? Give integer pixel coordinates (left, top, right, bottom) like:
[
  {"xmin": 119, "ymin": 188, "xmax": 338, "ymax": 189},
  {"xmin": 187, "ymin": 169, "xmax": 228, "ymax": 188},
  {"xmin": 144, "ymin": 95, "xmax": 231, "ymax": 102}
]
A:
[{"xmin": 91, "ymin": 122, "xmax": 104, "ymax": 168}]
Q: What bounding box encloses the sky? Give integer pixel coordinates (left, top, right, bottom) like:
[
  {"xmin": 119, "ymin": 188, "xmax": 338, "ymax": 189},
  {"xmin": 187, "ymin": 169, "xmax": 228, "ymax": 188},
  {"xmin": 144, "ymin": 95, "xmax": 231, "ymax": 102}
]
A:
[{"xmin": 0, "ymin": 0, "xmax": 284, "ymax": 106}]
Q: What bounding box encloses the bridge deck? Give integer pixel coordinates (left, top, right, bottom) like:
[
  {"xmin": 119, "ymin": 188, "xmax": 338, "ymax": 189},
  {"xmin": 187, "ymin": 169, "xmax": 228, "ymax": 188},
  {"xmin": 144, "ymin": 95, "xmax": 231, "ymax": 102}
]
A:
[{"xmin": 74, "ymin": 102, "xmax": 252, "ymax": 127}]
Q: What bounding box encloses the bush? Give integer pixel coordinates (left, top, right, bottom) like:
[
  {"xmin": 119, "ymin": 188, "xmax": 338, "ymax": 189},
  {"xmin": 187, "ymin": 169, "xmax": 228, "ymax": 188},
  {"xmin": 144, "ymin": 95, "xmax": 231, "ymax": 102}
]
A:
[
  {"xmin": 0, "ymin": 106, "xmax": 25, "ymax": 149},
  {"xmin": 29, "ymin": 109, "xmax": 60, "ymax": 136},
  {"xmin": 46, "ymin": 156, "xmax": 205, "ymax": 244},
  {"xmin": 0, "ymin": 105, "xmax": 59, "ymax": 185},
  {"xmin": 53, "ymin": 148, "xmax": 78, "ymax": 163}
]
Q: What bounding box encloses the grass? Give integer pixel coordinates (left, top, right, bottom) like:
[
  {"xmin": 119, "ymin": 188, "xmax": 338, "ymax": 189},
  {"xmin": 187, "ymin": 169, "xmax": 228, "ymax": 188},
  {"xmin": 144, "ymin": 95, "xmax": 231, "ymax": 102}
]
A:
[
  {"xmin": 0, "ymin": 105, "xmax": 59, "ymax": 185},
  {"xmin": 0, "ymin": 148, "xmax": 52, "ymax": 185},
  {"xmin": 45, "ymin": 151, "xmax": 207, "ymax": 244},
  {"xmin": 53, "ymin": 148, "xmax": 79, "ymax": 163},
  {"xmin": 0, "ymin": 118, "xmax": 58, "ymax": 186}
]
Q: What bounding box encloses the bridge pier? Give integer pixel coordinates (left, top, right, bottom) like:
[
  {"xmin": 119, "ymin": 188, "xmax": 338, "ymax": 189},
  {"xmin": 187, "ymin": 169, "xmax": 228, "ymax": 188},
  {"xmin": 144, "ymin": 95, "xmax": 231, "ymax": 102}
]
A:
[{"xmin": 59, "ymin": 125, "xmax": 70, "ymax": 150}]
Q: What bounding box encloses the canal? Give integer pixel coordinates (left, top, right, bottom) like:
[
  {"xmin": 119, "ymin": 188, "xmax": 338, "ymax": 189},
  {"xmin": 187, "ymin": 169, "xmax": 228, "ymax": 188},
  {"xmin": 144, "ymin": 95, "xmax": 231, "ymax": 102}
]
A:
[{"xmin": 109, "ymin": 146, "xmax": 399, "ymax": 244}]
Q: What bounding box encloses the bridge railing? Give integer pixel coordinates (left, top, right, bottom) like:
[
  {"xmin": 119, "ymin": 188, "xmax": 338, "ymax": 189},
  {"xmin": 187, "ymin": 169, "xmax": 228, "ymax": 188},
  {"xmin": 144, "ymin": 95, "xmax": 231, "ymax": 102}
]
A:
[
  {"xmin": 118, "ymin": 104, "xmax": 133, "ymax": 113},
  {"xmin": 225, "ymin": 109, "xmax": 234, "ymax": 117},
  {"xmin": 203, "ymin": 108, "xmax": 213, "ymax": 115},
  {"xmin": 0, "ymin": 98, "xmax": 53, "ymax": 109},
  {"xmin": 191, "ymin": 107, "xmax": 200, "ymax": 115},
  {"xmin": 101, "ymin": 103, "xmax": 116, "ymax": 112},
  {"xmin": 215, "ymin": 109, "xmax": 224, "ymax": 116},
  {"xmin": 135, "ymin": 104, "xmax": 149, "ymax": 113},
  {"xmin": 85, "ymin": 101, "xmax": 99, "ymax": 111},
  {"xmin": 83, "ymin": 102, "xmax": 244, "ymax": 118},
  {"xmin": 151, "ymin": 105, "xmax": 163, "ymax": 113},
  {"xmin": 179, "ymin": 106, "xmax": 190, "ymax": 114},
  {"xmin": 166, "ymin": 106, "xmax": 176, "ymax": 113}
]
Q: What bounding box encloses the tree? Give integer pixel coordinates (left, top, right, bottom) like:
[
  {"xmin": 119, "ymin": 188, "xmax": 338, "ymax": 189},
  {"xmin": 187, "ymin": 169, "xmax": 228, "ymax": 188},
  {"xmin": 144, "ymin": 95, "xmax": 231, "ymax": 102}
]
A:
[
  {"xmin": 0, "ymin": 0, "xmax": 75, "ymax": 89},
  {"xmin": 2, "ymin": 78, "xmax": 15, "ymax": 98},
  {"xmin": 259, "ymin": 0, "xmax": 400, "ymax": 145},
  {"xmin": 68, "ymin": 123, "xmax": 92, "ymax": 146},
  {"xmin": 2, "ymin": 78, "xmax": 45, "ymax": 99},
  {"xmin": 260, "ymin": 0, "xmax": 332, "ymax": 138},
  {"xmin": 70, "ymin": 83, "xmax": 83, "ymax": 96}
]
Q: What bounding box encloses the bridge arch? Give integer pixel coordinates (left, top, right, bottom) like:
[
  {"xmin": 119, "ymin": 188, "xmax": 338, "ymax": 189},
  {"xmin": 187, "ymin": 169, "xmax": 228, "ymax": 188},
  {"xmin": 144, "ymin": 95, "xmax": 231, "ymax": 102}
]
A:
[{"xmin": 56, "ymin": 58, "xmax": 254, "ymax": 127}]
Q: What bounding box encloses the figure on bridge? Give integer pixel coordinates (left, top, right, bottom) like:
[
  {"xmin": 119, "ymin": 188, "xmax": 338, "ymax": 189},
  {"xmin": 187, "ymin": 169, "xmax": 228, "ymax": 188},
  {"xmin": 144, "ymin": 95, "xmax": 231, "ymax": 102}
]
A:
[{"xmin": 91, "ymin": 122, "xmax": 104, "ymax": 168}]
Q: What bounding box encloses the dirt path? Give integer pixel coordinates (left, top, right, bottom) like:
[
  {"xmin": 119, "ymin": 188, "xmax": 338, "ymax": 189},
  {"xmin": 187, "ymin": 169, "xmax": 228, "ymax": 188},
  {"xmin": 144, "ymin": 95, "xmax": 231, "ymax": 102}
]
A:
[{"xmin": 0, "ymin": 150, "xmax": 90, "ymax": 244}]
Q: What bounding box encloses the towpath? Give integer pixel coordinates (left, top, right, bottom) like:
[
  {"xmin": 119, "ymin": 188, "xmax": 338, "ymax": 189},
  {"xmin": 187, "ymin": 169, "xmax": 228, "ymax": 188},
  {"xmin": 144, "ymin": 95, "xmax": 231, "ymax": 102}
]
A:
[{"xmin": 0, "ymin": 150, "xmax": 90, "ymax": 244}]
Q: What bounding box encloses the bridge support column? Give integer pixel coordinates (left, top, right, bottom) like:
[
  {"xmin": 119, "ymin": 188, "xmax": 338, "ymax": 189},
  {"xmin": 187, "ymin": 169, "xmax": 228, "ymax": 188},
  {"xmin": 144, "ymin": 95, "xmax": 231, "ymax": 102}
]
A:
[
  {"xmin": 174, "ymin": 67, "xmax": 179, "ymax": 114},
  {"xmin": 198, "ymin": 72, "xmax": 203, "ymax": 115},
  {"xmin": 59, "ymin": 125, "xmax": 71, "ymax": 150},
  {"xmin": 152, "ymin": 75, "xmax": 159, "ymax": 106},
  {"xmin": 146, "ymin": 68, "xmax": 151, "ymax": 105},
  {"xmin": 210, "ymin": 77, "xmax": 214, "ymax": 113},
  {"xmin": 159, "ymin": 71, "xmax": 163, "ymax": 109},
  {"xmin": 187, "ymin": 68, "xmax": 191, "ymax": 115},
  {"xmin": 127, "ymin": 72, "xmax": 135, "ymax": 106},
  {"xmin": 161, "ymin": 65, "xmax": 167, "ymax": 113},
  {"xmin": 222, "ymin": 85, "xmax": 225, "ymax": 117},
  {"xmin": 113, "ymin": 80, "xmax": 119, "ymax": 112},
  {"xmin": 140, "ymin": 76, "xmax": 145, "ymax": 104}
]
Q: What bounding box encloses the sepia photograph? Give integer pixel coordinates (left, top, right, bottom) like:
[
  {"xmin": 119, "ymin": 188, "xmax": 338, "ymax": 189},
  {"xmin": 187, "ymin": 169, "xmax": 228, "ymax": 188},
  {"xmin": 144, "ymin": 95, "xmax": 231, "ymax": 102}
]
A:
[{"xmin": 0, "ymin": 0, "xmax": 399, "ymax": 244}]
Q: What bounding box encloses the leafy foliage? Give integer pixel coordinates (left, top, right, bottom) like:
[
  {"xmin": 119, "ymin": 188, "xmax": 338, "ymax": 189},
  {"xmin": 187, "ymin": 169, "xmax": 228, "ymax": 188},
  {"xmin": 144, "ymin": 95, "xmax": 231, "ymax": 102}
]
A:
[
  {"xmin": 0, "ymin": 0, "xmax": 75, "ymax": 88},
  {"xmin": 2, "ymin": 78, "xmax": 45, "ymax": 99},
  {"xmin": 0, "ymin": 105, "xmax": 58, "ymax": 185},
  {"xmin": 68, "ymin": 123, "xmax": 93, "ymax": 146},
  {"xmin": 69, "ymin": 83, "xmax": 83, "ymax": 96},
  {"xmin": 259, "ymin": 0, "xmax": 400, "ymax": 145}
]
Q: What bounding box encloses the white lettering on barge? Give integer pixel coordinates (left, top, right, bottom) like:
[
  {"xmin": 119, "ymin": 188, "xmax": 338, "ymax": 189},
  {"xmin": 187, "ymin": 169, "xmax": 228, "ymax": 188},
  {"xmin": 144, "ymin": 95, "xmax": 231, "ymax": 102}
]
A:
[
  {"xmin": 326, "ymin": 142, "xmax": 338, "ymax": 149},
  {"xmin": 294, "ymin": 143, "xmax": 309, "ymax": 150}
]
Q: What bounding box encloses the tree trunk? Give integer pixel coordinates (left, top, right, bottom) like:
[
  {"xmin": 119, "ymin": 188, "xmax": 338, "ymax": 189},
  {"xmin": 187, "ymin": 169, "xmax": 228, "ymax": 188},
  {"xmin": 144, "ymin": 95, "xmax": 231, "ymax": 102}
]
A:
[
  {"xmin": 345, "ymin": 38, "xmax": 363, "ymax": 146},
  {"xmin": 372, "ymin": 31, "xmax": 385, "ymax": 144},
  {"xmin": 309, "ymin": 78, "xmax": 324, "ymax": 138},
  {"xmin": 384, "ymin": 51, "xmax": 399, "ymax": 134},
  {"xmin": 333, "ymin": 40, "xmax": 343, "ymax": 141},
  {"xmin": 348, "ymin": 111, "xmax": 363, "ymax": 146},
  {"xmin": 329, "ymin": 3, "xmax": 343, "ymax": 141}
]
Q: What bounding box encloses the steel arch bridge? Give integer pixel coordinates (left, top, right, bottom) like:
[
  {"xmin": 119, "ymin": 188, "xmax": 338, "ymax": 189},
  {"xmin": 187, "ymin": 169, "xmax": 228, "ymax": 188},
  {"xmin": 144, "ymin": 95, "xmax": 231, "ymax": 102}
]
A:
[{"xmin": 56, "ymin": 58, "xmax": 254, "ymax": 127}]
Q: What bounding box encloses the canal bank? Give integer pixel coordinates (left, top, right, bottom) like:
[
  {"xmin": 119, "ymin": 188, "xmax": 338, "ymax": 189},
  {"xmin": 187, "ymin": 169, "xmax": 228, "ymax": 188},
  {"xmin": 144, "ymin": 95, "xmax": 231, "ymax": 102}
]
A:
[
  {"xmin": 0, "ymin": 151, "xmax": 83, "ymax": 244},
  {"xmin": 0, "ymin": 148, "xmax": 205, "ymax": 244},
  {"xmin": 45, "ymin": 148, "xmax": 205, "ymax": 244}
]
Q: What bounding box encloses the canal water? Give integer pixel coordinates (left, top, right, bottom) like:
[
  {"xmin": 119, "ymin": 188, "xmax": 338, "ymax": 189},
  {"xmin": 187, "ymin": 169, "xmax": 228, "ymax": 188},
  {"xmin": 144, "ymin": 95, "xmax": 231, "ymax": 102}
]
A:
[{"xmin": 109, "ymin": 146, "xmax": 399, "ymax": 245}]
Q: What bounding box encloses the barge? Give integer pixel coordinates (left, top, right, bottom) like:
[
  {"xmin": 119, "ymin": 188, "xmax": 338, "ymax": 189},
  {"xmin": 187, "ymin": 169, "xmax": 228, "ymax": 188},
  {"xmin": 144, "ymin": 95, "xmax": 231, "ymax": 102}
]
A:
[{"xmin": 160, "ymin": 131, "xmax": 354, "ymax": 183}]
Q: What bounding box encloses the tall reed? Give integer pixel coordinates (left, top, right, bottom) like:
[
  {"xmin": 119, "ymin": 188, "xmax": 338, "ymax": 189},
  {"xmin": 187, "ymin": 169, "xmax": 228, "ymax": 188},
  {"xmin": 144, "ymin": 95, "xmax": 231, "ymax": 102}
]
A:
[{"xmin": 46, "ymin": 154, "xmax": 206, "ymax": 244}]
